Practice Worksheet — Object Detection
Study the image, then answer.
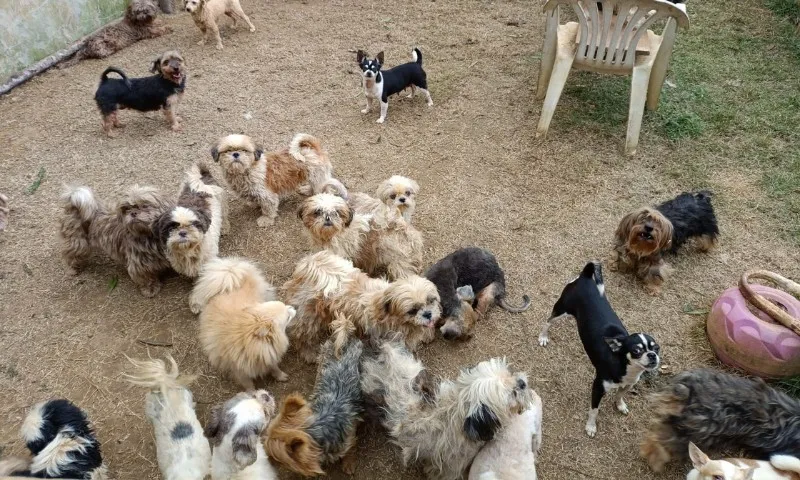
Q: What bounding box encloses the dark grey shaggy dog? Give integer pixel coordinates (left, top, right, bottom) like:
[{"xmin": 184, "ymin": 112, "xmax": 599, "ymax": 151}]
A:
[{"xmin": 641, "ymin": 369, "xmax": 800, "ymax": 472}]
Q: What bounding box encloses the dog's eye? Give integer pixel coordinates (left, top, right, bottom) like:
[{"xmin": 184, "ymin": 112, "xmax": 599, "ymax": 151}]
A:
[
  {"xmin": 192, "ymin": 221, "xmax": 202, "ymax": 228},
  {"xmin": 390, "ymin": 194, "xmax": 397, "ymax": 200},
  {"xmin": 408, "ymin": 307, "xmax": 419, "ymax": 316},
  {"xmin": 713, "ymin": 476, "xmax": 723, "ymax": 480},
  {"xmin": 314, "ymin": 209, "xmax": 323, "ymax": 216},
  {"xmin": 653, "ymin": 345, "xmax": 660, "ymax": 353},
  {"xmin": 405, "ymin": 190, "xmax": 411, "ymax": 196}
]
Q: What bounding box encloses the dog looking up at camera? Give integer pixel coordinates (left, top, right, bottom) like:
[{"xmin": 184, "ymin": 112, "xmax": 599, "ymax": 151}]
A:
[
  {"xmin": 361, "ymin": 341, "xmax": 533, "ymax": 480},
  {"xmin": 60, "ymin": 184, "xmax": 173, "ymax": 297},
  {"xmin": 612, "ymin": 191, "xmax": 719, "ymax": 295},
  {"xmin": 685, "ymin": 442, "xmax": 800, "ymax": 480},
  {"xmin": 204, "ymin": 390, "xmax": 278, "ymax": 480},
  {"xmin": 347, "ymin": 175, "xmax": 420, "ymax": 224},
  {"xmin": 425, "ymin": 247, "xmax": 531, "ymax": 340},
  {"xmin": 357, "ymin": 48, "xmax": 433, "ymax": 123},
  {"xmin": 538, "ymin": 261, "xmax": 660, "ymax": 438},
  {"xmin": 213, "ymin": 133, "xmax": 342, "ymax": 227},
  {"xmin": 184, "ymin": 0, "xmax": 256, "ymax": 50}
]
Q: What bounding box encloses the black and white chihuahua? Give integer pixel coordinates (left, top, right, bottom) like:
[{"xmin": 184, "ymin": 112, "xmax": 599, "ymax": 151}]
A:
[
  {"xmin": 538, "ymin": 261, "xmax": 660, "ymax": 438},
  {"xmin": 357, "ymin": 48, "xmax": 433, "ymax": 124}
]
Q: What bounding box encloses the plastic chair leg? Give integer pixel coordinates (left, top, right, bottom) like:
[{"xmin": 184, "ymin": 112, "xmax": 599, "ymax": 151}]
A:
[
  {"xmin": 536, "ymin": 53, "xmax": 574, "ymax": 139},
  {"xmin": 626, "ymin": 65, "xmax": 651, "ymax": 156}
]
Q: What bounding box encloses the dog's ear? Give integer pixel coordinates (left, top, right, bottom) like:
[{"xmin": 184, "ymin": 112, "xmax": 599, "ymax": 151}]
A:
[
  {"xmin": 743, "ymin": 468, "xmax": 756, "ymax": 480},
  {"xmin": 376, "ymin": 51, "xmax": 384, "ymax": 64},
  {"xmin": 255, "ymin": 146, "xmax": 264, "ymax": 161},
  {"xmin": 194, "ymin": 205, "xmax": 212, "ymax": 232},
  {"xmin": 151, "ymin": 56, "xmax": 162, "ymax": 74},
  {"xmin": 344, "ymin": 206, "xmax": 354, "ymax": 227},
  {"xmin": 210, "ymin": 146, "xmax": 219, "ymax": 162},
  {"xmin": 154, "ymin": 210, "xmax": 175, "ymax": 243},
  {"xmin": 658, "ymin": 217, "xmax": 674, "ymax": 250},
  {"xmin": 357, "ymin": 50, "xmax": 367, "ymax": 62},
  {"xmin": 456, "ymin": 285, "xmax": 475, "ymax": 302},
  {"xmin": 615, "ymin": 210, "xmax": 638, "ymax": 242},
  {"xmin": 688, "ymin": 442, "xmax": 709, "ymax": 469},
  {"xmin": 384, "ymin": 299, "xmax": 393, "ymax": 314},
  {"xmin": 604, "ymin": 335, "xmax": 625, "ymax": 353},
  {"xmin": 463, "ymin": 403, "xmax": 501, "ymax": 442},
  {"xmin": 232, "ymin": 427, "xmax": 259, "ymax": 468},
  {"xmin": 203, "ymin": 405, "xmax": 223, "ymax": 443}
]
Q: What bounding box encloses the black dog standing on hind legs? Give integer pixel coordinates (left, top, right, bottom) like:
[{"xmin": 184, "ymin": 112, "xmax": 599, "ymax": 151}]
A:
[
  {"xmin": 538, "ymin": 261, "xmax": 660, "ymax": 438},
  {"xmin": 357, "ymin": 48, "xmax": 433, "ymax": 123}
]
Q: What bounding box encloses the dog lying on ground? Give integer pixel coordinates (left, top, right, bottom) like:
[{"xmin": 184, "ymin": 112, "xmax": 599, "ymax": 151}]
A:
[{"xmin": 686, "ymin": 442, "xmax": 800, "ymax": 480}]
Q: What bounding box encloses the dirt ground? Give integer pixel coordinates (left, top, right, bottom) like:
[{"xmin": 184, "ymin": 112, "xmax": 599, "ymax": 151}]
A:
[{"xmin": 1, "ymin": 1, "xmax": 798, "ymax": 479}]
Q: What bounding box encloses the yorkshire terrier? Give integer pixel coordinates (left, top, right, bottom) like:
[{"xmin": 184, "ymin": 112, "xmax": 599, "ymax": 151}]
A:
[
  {"xmin": 641, "ymin": 369, "xmax": 800, "ymax": 472},
  {"xmin": 184, "ymin": 0, "xmax": 255, "ymax": 50},
  {"xmin": 94, "ymin": 50, "xmax": 186, "ymax": 136},
  {"xmin": 612, "ymin": 191, "xmax": 719, "ymax": 294}
]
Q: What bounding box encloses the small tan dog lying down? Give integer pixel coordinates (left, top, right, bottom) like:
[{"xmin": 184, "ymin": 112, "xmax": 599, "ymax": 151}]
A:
[
  {"xmin": 686, "ymin": 442, "xmax": 800, "ymax": 480},
  {"xmin": 184, "ymin": 0, "xmax": 256, "ymax": 49}
]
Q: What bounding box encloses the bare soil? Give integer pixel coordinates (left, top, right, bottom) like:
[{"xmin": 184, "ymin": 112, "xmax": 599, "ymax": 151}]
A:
[{"xmin": 1, "ymin": 1, "xmax": 798, "ymax": 479}]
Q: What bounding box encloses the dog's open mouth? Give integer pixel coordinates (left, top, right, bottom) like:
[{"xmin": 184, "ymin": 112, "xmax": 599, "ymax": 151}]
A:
[
  {"xmin": 639, "ymin": 232, "xmax": 653, "ymax": 240},
  {"xmin": 171, "ymin": 72, "xmax": 183, "ymax": 82}
]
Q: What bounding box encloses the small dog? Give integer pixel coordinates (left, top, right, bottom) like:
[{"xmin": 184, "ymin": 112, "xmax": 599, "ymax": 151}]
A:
[
  {"xmin": 94, "ymin": 50, "xmax": 186, "ymax": 136},
  {"xmin": 0, "ymin": 192, "xmax": 8, "ymax": 231},
  {"xmin": 156, "ymin": 162, "xmax": 228, "ymax": 278},
  {"xmin": 192, "ymin": 257, "xmax": 294, "ymax": 388},
  {"xmin": 125, "ymin": 355, "xmax": 211, "ymax": 480},
  {"xmin": 613, "ymin": 191, "xmax": 719, "ymax": 294},
  {"xmin": 686, "ymin": 442, "xmax": 800, "ymax": 480},
  {"xmin": 357, "ymin": 48, "xmax": 433, "ymax": 123},
  {"xmin": 425, "ymin": 247, "xmax": 532, "ymax": 340},
  {"xmin": 361, "ymin": 341, "xmax": 533, "ymax": 480},
  {"xmin": 205, "ymin": 390, "xmax": 278, "ymax": 480},
  {"xmin": 64, "ymin": 0, "xmax": 170, "ymax": 67},
  {"xmin": 468, "ymin": 392, "xmax": 543, "ymax": 480},
  {"xmin": 60, "ymin": 184, "xmax": 173, "ymax": 297},
  {"xmin": 641, "ymin": 369, "xmax": 800, "ymax": 472},
  {"xmin": 266, "ymin": 317, "xmax": 364, "ymax": 476},
  {"xmin": 538, "ymin": 261, "xmax": 660, "ymax": 437},
  {"xmin": 184, "ymin": 0, "xmax": 255, "ymax": 49},
  {"xmin": 0, "ymin": 399, "xmax": 107, "ymax": 479},
  {"xmin": 213, "ymin": 133, "xmax": 338, "ymax": 227},
  {"xmin": 283, "ymin": 250, "xmax": 441, "ymax": 363},
  {"xmin": 348, "ymin": 176, "xmax": 420, "ymax": 223},
  {"xmin": 299, "ymin": 192, "xmax": 423, "ymax": 280}
]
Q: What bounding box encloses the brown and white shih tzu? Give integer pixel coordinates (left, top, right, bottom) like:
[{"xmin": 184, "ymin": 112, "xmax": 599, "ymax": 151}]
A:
[
  {"xmin": 612, "ymin": 191, "xmax": 719, "ymax": 294},
  {"xmin": 347, "ymin": 175, "xmax": 420, "ymax": 223},
  {"xmin": 156, "ymin": 162, "xmax": 228, "ymax": 278},
  {"xmin": 212, "ymin": 133, "xmax": 342, "ymax": 227},
  {"xmin": 191, "ymin": 257, "xmax": 294, "ymax": 388},
  {"xmin": 299, "ymin": 192, "xmax": 423, "ymax": 281},
  {"xmin": 361, "ymin": 341, "xmax": 533, "ymax": 480},
  {"xmin": 60, "ymin": 184, "xmax": 173, "ymax": 297},
  {"xmin": 283, "ymin": 250, "xmax": 441, "ymax": 363}
]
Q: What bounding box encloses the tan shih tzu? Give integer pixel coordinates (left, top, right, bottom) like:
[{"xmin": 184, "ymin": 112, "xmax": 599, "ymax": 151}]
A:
[
  {"xmin": 299, "ymin": 193, "xmax": 423, "ymax": 281},
  {"xmin": 282, "ymin": 250, "xmax": 441, "ymax": 363},
  {"xmin": 212, "ymin": 133, "xmax": 342, "ymax": 227},
  {"xmin": 60, "ymin": 184, "xmax": 173, "ymax": 297},
  {"xmin": 361, "ymin": 341, "xmax": 533, "ymax": 480},
  {"xmin": 191, "ymin": 257, "xmax": 295, "ymax": 388},
  {"xmin": 348, "ymin": 175, "xmax": 419, "ymax": 223}
]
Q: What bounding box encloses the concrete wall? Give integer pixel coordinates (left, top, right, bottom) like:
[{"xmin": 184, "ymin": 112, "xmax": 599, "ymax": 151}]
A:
[{"xmin": 1, "ymin": 0, "xmax": 127, "ymax": 80}]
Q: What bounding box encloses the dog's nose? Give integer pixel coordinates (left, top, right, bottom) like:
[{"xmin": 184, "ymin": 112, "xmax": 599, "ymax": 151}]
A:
[
  {"xmin": 179, "ymin": 230, "xmax": 188, "ymax": 238},
  {"xmin": 647, "ymin": 352, "xmax": 657, "ymax": 360},
  {"xmin": 232, "ymin": 152, "xmax": 240, "ymax": 159},
  {"xmin": 398, "ymin": 197, "xmax": 406, "ymax": 203},
  {"xmin": 185, "ymin": 6, "xmax": 191, "ymax": 11},
  {"xmin": 644, "ymin": 224, "xmax": 654, "ymax": 233},
  {"xmin": 517, "ymin": 378, "xmax": 527, "ymax": 390},
  {"xmin": 422, "ymin": 311, "xmax": 432, "ymax": 320}
]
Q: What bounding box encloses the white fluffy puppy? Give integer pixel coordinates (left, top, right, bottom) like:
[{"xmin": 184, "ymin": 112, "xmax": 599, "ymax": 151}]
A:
[
  {"xmin": 468, "ymin": 392, "xmax": 543, "ymax": 480},
  {"xmin": 125, "ymin": 355, "xmax": 211, "ymax": 480},
  {"xmin": 205, "ymin": 390, "xmax": 278, "ymax": 480}
]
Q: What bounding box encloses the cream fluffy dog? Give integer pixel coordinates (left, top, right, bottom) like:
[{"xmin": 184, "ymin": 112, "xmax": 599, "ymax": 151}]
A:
[
  {"xmin": 125, "ymin": 355, "xmax": 211, "ymax": 480},
  {"xmin": 299, "ymin": 193, "xmax": 423, "ymax": 281},
  {"xmin": 213, "ymin": 133, "xmax": 340, "ymax": 227},
  {"xmin": 191, "ymin": 257, "xmax": 295, "ymax": 388},
  {"xmin": 283, "ymin": 250, "xmax": 441, "ymax": 363},
  {"xmin": 348, "ymin": 175, "xmax": 420, "ymax": 223},
  {"xmin": 468, "ymin": 393, "xmax": 543, "ymax": 480},
  {"xmin": 361, "ymin": 342, "xmax": 533, "ymax": 480},
  {"xmin": 184, "ymin": 0, "xmax": 255, "ymax": 50}
]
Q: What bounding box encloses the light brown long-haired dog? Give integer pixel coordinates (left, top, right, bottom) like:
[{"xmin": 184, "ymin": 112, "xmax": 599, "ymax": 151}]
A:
[
  {"xmin": 184, "ymin": 0, "xmax": 255, "ymax": 50},
  {"xmin": 299, "ymin": 193, "xmax": 423, "ymax": 281},
  {"xmin": 283, "ymin": 250, "xmax": 440, "ymax": 363},
  {"xmin": 191, "ymin": 257, "xmax": 295, "ymax": 388},
  {"xmin": 348, "ymin": 175, "xmax": 420, "ymax": 224},
  {"xmin": 213, "ymin": 134, "xmax": 341, "ymax": 227}
]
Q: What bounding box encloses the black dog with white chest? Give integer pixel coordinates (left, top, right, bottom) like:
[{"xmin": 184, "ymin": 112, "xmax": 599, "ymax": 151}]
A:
[
  {"xmin": 538, "ymin": 261, "xmax": 660, "ymax": 438},
  {"xmin": 357, "ymin": 48, "xmax": 433, "ymax": 124}
]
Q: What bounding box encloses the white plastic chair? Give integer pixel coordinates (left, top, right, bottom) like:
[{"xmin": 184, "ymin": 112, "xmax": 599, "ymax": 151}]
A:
[{"xmin": 535, "ymin": 0, "xmax": 689, "ymax": 155}]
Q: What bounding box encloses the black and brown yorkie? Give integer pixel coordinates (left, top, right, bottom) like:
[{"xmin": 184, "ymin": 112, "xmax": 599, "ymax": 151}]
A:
[
  {"xmin": 94, "ymin": 50, "xmax": 186, "ymax": 137},
  {"xmin": 612, "ymin": 191, "xmax": 719, "ymax": 294}
]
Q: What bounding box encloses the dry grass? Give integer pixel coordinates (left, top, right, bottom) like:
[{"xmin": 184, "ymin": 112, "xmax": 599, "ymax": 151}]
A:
[{"xmin": 0, "ymin": 0, "xmax": 799, "ymax": 479}]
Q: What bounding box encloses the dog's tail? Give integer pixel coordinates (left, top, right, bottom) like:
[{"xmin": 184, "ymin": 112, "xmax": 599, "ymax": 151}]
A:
[
  {"xmin": 182, "ymin": 160, "xmax": 222, "ymax": 196},
  {"xmin": 771, "ymin": 455, "xmax": 800, "ymax": 473},
  {"xmin": 289, "ymin": 251, "xmax": 354, "ymax": 298},
  {"xmin": 190, "ymin": 257, "xmax": 274, "ymax": 311},
  {"xmin": 412, "ymin": 47, "xmax": 423, "ymax": 65},
  {"xmin": 330, "ymin": 312, "xmax": 357, "ymax": 358},
  {"xmin": 320, "ymin": 178, "xmax": 349, "ymax": 199},
  {"xmin": 100, "ymin": 67, "xmax": 131, "ymax": 87},
  {"xmin": 124, "ymin": 355, "xmax": 196, "ymax": 394},
  {"xmin": 289, "ymin": 133, "xmax": 333, "ymax": 193},
  {"xmin": 61, "ymin": 185, "xmax": 100, "ymax": 225},
  {"xmin": 581, "ymin": 261, "xmax": 605, "ymax": 290},
  {"xmin": 498, "ymin": 293, "xmax": 531, "ymax": 313}
]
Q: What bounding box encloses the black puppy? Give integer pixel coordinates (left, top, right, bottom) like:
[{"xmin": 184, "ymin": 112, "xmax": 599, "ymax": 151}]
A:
[
  {"xmin": 357, "ymin": 48, "xmax": 433, "ymax": 123},
  {"xmin": 538, "ymin": 261, "xmax": 660, "ymax": 438},
  {"xmin": 94, "ymin": 50, "xmax": 186, "ymax": 137},
  {"xmin": 425, "ymin": 247, "xmax": 531, "ymax": 341}
]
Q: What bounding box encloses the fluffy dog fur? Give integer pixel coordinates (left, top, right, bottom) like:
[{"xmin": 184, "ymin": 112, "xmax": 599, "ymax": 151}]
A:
[
  {"xmin": 299, "ymin": 193, "xmax": 423, "ymax": 280},
  {"xmin": 686, "ymin": 442, "xmax": 800, "ymax": 480},
  {"xmin": 283, "ymin": 250, "xmax": 441, "ymax": 363},
  {"xmin": 192, "ymin": 257, "xmax": 294, "ymax": 388},
  {"xmin": 468, "ymin": 393, "xmax": 543, "ymax": 480},
  {"xmin": 204, "ymin": 390, "xmax": 278, "ymax": 480},
  {"xmin": 125, "ymin": 355, "xmax": 211, "ymax": 480},
  {"xmin": 361, "ymin": 341, "xmax": 533, "ymax": 480},
  {"xmin": 213, "ymin": 133, "xmax": 336, "ymax": 227},
  {"xmin": 266, "ymin": 319, "xmax": 364, "ymax": 476},
  {"xmin": 0, "ymin": 399, "xmax": 107, "ymax": 479},
  {"xmin": 641, "ymin": 369, "xmax": 800, "ymax": 472},
  {"xmin": 0, "ymin": 192, "xmax": 8, "ymax": 231},
  {"xmin": 348, "ymin": 176, "xmax": 419, "ymax": 223},
  {"xmin": 613, "ymin": 191, "xmax": 719, "ymax": 294},
  {"xmin": 156, "ymin": 162, "xmax": 228, "ymax": 278},
  {"xmin": 60, "ymin": 184, "xmax": 173, "ymax": 297},
  {"xmin": 184, "ymin": 0, "xmax": 255, "ymax": 49},
  {"xmin": 94, "ymin": 51, "xmax": 186, "ymax": 136},
  {"xmin": 64, "ymin": 0, "xmax": 170, "ymax": 67}
]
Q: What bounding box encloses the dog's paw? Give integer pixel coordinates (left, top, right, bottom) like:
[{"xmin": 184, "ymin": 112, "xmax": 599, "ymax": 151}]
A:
[
  {"xmin": 190, "ymin": 303, "xmax": 202, "ymax": 315},
  {"xmin": 376, "ymin": 117, "xmax": 385, "ymax": 124},
  {"xmin": 427, "ymin": 100, "xmax": 434, "ymax": 107},
  {"xmin": 140, "ymin": 283, "xmax": 161, "ymax": 298},
  {"xmin": 249, "ymin": 26, "xmax": 256, "ymax": 32},
  {"xmin": 537, "ymin": 334, "xmax": 550, "ymax": 347},
  {"xmin": 215, "ymin": 43, "xmax": 224, "ymax": 50},
  {"xmin": 361, "ymin": 108, "xmax": 369, "ymax": 114},
  {"xmin": 197, "ymin": 39, "xmax": 206, "ymax": 46},
  {"xmin": 645, "ymin": 284, "xmax": 661, "ymax": 296},
  {"xmin": 274, "ymin": 370, "xmax": 289, "ymax": 382},
  {"xmin": 256, "ymin": 215, "xmax": 274, "ymax": 227},
  {"xmin": 65, "ymin": 267, "xmax": 79, "ymax": 276},
  {"xmin": 171, "ymin": 123, "xmax": 183, "ymax": 133},
  {"xmin": 585, "ymin": 421, "xmax": 597, "ymax": 438},
  {"xmin": 616, "ymin": 399, "xmax": 629, "ymax": 415}
]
